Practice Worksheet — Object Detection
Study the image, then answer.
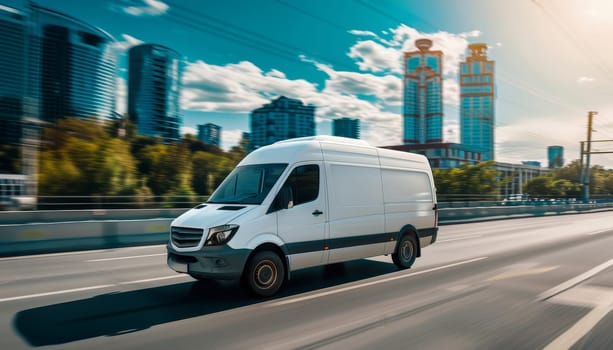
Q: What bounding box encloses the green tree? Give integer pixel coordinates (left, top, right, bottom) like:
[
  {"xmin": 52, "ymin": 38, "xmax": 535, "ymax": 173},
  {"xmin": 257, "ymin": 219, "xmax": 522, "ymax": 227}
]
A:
[
  {"xmin": 433, "ymin": 161, "xmax": 499, "ymax": 200},
  {"xmin": 192, "ymin": 151, "xmax": 222, "ymax": 195}
]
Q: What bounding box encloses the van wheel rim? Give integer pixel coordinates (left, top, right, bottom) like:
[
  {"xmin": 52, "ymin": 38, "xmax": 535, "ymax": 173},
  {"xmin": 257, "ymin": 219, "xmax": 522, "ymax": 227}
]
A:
[
  {"xmin": 401, "ymin": 240, "xmax": 414, "ymax": 261},
  {"xmin": 254, "ymin": 260, "xmax": 277, "ymax": 289}
]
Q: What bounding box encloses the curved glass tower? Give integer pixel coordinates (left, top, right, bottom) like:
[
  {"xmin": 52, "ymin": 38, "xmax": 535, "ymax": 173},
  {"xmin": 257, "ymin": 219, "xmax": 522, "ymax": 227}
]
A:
[
  {"xmin": 128, "ymin": 44, "xmax": 182, "ymax": 142},
  {"xmin": 31, "ymin": 5, "xmax": 116, "ymax": 122}
]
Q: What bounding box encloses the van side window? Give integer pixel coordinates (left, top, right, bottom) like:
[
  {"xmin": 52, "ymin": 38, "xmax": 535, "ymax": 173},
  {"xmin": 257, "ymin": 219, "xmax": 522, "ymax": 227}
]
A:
[{"xmin": 284, "ymin": 164, "xmax": 319, "ymax": 206}]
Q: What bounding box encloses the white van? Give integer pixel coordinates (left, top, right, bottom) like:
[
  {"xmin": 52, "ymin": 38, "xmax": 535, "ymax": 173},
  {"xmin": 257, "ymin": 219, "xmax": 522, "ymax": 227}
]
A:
[{"xmin": 167, "ymin": 136, "xmax": 438, "ymax": 296}]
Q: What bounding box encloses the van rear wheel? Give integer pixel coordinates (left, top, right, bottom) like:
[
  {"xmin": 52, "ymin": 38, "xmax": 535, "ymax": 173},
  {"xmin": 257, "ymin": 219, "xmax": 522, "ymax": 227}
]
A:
[
  {"xmin": 243, "ymin": 251, "xmax": 285, "ymax": 297},
  {"xmin": 392, "ymin": 234, "xmax": 417, "ymax": 269}
]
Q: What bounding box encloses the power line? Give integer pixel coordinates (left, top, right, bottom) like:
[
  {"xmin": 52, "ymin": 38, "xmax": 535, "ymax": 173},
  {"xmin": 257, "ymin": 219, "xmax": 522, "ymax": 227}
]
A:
[
  {"xmin": 275, "ymin": 0, "xmax": 347, "ymax": 32},
  {"xmin": 164, "ymin": 0, "xmax": 356, "ymax": 71},
  {"xmin": 531, "ymin": 0, "xmax": 613, "ymax": 84}
]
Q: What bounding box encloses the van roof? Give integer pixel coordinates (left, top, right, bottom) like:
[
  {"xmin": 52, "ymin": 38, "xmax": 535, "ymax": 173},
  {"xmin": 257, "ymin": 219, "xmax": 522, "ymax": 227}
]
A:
[
  {"xmin": 241, "ymin": 136, "xmax": 430, "ymax": 170},
  {"xmin": 275, "ymin": 135, "xmax": 370, "ymax": 147}
]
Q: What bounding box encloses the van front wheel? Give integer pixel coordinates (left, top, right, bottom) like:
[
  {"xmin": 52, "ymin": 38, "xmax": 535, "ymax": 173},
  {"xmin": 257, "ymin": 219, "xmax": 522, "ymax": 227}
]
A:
[
  {"xmin": 392, "ymin": 234, "xmax": 417, "ymax": 269},
  {"xmin": 243, "ymin": 251, "xmax": 285, "ymax": 297}
]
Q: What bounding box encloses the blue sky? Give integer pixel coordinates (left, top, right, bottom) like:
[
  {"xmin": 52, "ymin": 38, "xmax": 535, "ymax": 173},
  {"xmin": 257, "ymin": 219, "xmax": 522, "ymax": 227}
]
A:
[{"xmin": 6, "ymin": 0, "xmax": 613, "ymax": 167}]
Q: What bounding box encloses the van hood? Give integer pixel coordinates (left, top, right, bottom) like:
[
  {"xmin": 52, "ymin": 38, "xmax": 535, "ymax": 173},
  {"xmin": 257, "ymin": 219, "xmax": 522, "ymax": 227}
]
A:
[{"xmin": 171, "ymin": 203, "xmax": 257, "ymax": 229}]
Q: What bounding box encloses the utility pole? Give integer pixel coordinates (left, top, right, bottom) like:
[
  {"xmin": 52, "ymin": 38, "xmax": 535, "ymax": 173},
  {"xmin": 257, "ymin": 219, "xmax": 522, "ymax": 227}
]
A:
[{"xmin": 582, "ymin": 111, "xmax": 597, "ymax": 202}]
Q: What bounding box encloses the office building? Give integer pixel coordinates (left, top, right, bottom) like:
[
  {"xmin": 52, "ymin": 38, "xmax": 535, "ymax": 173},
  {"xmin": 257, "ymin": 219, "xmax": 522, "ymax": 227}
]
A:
[
  {"xmin": 128, "ymin": 44, "xmax": 182, "ymax": 142},
  {"xmin": 250, "ymin": 96, "xmax": 315, "ymax": 150},
  {"xmin": 197, "ymin": 123, "xmax": 221, "ymax": 147},
  {"xmin": 494, "ymin": 162, "xmax": 549, "ymax": 198},
  {"xmin": 522, "ymin": 161, "xmax": 542, "ymax": 168},
  {"xmin": 32, "ymin": 4, "xmax": 117, "ymax": 123},
  {"xmin": 0, "ymin": 5, "xmax": 29, "ymax": 145},
  {"xmin": 403, "ymin": 38, "xmax": 443, "ymax": 144},
  {"xmin": 332, "ymin": 118, "xmax": 360, "ymax": 139},
  {"xmin": 384, "ymin": 143, "xmax": 482, "ymax": 169},
  {"xmin": 548, "ymin": 146, "xmax": 564, "ymax": 169},
  {"xmin": 460, "ymin": 43, "xmax": 496, "ymax": 161}
]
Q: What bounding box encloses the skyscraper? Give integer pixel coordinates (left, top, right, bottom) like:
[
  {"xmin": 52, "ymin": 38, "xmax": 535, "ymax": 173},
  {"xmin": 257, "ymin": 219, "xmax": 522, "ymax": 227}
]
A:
[
  {"xmin": 0, "ymin": 4, "xmax": 28, "ymax": 145},
  {"xmin": 460, "ymin": 43, "xmax": 496, "ymax": 161},
  {"xmin": 548, "ymin": 146, "xmax": 563, "ymax": 169},
  {"xmin": 250, "ymin": 96, "xmax": 315, "ymax": 150},
  {"xmin": 128, "ymin": 44, "xmax": 182, "ymax": 142},
  {"xmin": 198, "ymin": 123, "xmax": 221, "ymax": 147},
  {"xmin": 32, "ymin": 4, "xmax": 117, "ymax": 123},
  {"xmin": 332, "ymin": 118, "xmax": 360, "ymax": 139},
  {"xmin": 403, "ymin": 38, "xmax": 443, "ymax": 144}
]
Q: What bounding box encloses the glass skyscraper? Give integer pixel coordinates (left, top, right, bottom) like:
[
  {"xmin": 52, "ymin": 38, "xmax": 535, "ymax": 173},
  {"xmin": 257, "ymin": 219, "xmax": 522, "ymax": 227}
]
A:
[
  {"xmin": 460, "ymin": 43, "xmax": 495, "ymax": 161},
  {"xmin": 128, "ymin": 44, "xmax": 182, "ymax": 142},
  {"xmin": 333, "ymin": 117, "xmax": 360, "ymax": 139},
  {"xmin": 403, "ymin": 38, "xmax": 443, "ymax": 144},
  {"xmin": 250, "ymin": 96, "xmax": 315, "ymax": 150},
  {"xmin": 0, "ymin": 4, "xmax": 28, "ymax": 145},
  {"xmin": 32, "ymin": 4, "xmax": 117, "ymax": 123},
  {"xmin": 198, "ymin": 123, "xmax": 221, "ymax": 147},
  {"xmin": 548, "ymin": 146, "xmax": 563, "ymax": 169}
]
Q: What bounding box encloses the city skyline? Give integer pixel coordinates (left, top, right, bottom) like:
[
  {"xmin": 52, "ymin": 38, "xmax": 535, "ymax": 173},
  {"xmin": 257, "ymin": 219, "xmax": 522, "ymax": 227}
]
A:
[{"xmin": 1, "ymin": 0, "xmax": 612, "ymax": 168}]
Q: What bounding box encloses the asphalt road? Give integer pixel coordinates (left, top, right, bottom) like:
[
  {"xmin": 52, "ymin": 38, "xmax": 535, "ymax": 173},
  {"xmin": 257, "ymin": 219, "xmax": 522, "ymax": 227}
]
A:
[{"xmin": 1, "ymin": 212, "xmax": 613, "ymax": 349}]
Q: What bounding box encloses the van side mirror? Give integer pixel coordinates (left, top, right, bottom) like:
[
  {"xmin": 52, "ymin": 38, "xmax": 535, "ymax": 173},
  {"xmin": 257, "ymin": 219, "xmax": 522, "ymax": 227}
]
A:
[
  {"xmin": 275, "ymin": 185, "xmax": 294, "ymax": 211},
  {"xmin": 280, "ymin": 185, "xmax": 294, "ymax": 209}
]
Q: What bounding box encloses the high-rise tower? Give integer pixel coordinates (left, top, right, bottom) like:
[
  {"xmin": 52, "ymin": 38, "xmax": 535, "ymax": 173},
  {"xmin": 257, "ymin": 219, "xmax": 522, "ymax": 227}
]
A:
[
  {"xmin": 403, "ymin": 38, "xmax": 443, "ymax": 144},
  {"xmin": 128, "ymin": 44, "xmax": 182, "ymax": 142},
  {"xmin": 460, "ymin": 43, "xmax": 495, "ymax": 161}
]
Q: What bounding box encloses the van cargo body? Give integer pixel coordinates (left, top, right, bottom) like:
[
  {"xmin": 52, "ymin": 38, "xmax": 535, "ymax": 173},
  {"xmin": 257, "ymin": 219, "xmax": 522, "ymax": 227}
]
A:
[{"xmin": 167, "ymin": 136, "xmax": 438, "ymax": 296}]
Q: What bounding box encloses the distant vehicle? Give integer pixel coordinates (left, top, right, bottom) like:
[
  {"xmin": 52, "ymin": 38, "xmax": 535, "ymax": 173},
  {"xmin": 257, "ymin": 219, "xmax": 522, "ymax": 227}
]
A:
[{"xmin": 167, "ymin": 136, "xmax": 438, "ymax": 296}]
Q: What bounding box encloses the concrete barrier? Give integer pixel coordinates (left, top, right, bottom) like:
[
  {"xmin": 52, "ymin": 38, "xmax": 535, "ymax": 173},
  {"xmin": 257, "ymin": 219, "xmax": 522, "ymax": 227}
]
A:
[
  {"xmin": 1, "ymin": 203, "xmax": 612, "ymax": 257},
  {"xmin": 0, "ymin": 218, "xmax": 172, "ymax": 257},
  {"xmin": 0, "ymin": 208, "xmax": 189, "ymax": 225}
]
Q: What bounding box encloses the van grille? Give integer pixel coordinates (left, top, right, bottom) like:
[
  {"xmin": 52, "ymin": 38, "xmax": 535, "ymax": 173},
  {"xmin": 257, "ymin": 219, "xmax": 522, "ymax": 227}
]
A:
[{"xmin": 171, "ymin": 226, "xmax": 204, "ymax": 248}]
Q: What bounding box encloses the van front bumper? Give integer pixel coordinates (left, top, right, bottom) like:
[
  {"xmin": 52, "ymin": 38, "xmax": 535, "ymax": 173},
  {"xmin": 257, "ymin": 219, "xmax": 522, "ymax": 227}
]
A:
[{"xmin": 166, "ymin": 243, "xmax": 251, "ymax": 280}]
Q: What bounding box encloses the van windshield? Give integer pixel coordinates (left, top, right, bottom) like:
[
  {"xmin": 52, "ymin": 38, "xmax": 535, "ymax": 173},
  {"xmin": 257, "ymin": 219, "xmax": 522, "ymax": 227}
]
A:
[{"xmin": 208, "ymin": 163, "xmax": 288, "ymax": 205}]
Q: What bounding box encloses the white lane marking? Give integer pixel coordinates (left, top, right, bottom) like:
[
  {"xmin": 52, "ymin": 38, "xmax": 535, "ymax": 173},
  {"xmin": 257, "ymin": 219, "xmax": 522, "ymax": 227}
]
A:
[
  {"xmin": 86, "ymin": 253, "xmax": 166, "ymax": 262},
  {"xmin": 539, "ymin": 258, "xmax": 613, "ymax": 300},
  {"xmin": 118, "ymin": 275, "xmax": 186, "ymax": 285},
  {"xmin": 0, "ymin": 244, "xmax": 167, "ymax": 261},
  {"xmin": 0, "ymin": 284, "xmax": 115, "ymax": 303},
  {"xmin": 0, "ymin": 274, "xmax": 190, "ymax": 303},
  {"xmin": 438, "ymin": 234, "xmax": 483, "ymax": 243},
  {"xmin": 0, "ymin": 249, "xmax": 112, "ymax": 261},
  {"xmin": 439, "ymin": 233, "xmax": 484, "ymax": 240},
  {"xmin": 544, "ymin": 286, "xmax": 613, "ymax": 350},
  {"xmin": 268, "ymin": 256, "xmax": 488, "ymax": 307},
  {"xmin": 586, "ymin": 228, "xmax": 613, "ymax": 236}
]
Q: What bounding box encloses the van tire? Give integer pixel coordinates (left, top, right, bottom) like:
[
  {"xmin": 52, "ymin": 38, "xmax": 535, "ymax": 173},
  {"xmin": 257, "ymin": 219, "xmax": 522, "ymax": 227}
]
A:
[
  {"xmin": 392, "ymin": 234, "xmax": 417, "ymax": 269},
  {"xmin": 243, "ymin": 251, "xmax": 285, "ymax": 297}
]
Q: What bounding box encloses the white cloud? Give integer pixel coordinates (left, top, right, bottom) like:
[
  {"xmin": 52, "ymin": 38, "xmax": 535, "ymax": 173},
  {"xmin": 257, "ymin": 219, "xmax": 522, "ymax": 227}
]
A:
[
  {"xmin": 115, "ymin": 77, "xmax": 127, "ymax": 115},
  {"xmin": 577, "ymin": 76, "xmax": 595, "ymax": 84},
  {"xmin": 181, "ymin": 60, "xmax": 317, "ymax": 112},
  {"xmin": 181, "ymin": 126, "xmax": 197, "ymax": 136},
  {"xmin": 221, "ymin": 129, "xmax": 244, "ymax": 151},
  {"xmin": 348, "ymin": 40, "xmax": 402, "ymax": 73},
  {"xmin": 111, "ymin": 0, "xmax": 169, "ymax": 16},
  {"xmin": 348, "ymin": 30, "xmax": 380, "ymax": 38}
]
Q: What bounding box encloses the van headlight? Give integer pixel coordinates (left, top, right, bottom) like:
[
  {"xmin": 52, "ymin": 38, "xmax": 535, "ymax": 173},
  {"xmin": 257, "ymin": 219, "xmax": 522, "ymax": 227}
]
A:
[{"xmin": 205, "ymin": 224, "xmax": 239, "ymax": 246}]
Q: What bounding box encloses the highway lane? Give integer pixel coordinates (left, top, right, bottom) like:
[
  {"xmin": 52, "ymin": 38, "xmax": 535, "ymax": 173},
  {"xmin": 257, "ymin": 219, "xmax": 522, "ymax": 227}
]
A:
[{"xmin": 1, "ymin": 211, "xmax": 612, "ymax": 349}]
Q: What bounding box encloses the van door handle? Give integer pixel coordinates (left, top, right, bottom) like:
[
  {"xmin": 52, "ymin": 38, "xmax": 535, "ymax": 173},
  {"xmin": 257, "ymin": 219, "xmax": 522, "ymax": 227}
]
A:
[{"xmin": 312, "ymin": 210, "xmax": 323, "ymax": 216}]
